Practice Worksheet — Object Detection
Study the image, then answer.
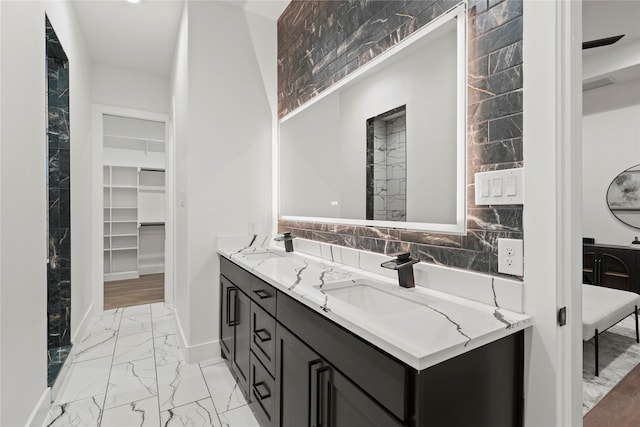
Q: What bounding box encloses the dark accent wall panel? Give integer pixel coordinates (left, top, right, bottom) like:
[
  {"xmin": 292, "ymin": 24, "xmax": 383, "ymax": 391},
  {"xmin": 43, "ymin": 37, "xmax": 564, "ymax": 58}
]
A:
[
  {"xmin": 46, "ymin": 16, "xmax": 71, "ymax": 354},
  {"xmin": 277, "ymin": 0, "xmax": 524, "ymax": 277}
]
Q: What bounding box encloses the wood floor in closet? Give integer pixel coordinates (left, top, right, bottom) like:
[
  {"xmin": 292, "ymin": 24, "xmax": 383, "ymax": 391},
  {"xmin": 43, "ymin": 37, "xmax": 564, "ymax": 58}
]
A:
[
  {"xmin": 584, "ymin": 362, "xmax": 640, "ymax": 427},
  {"xmin": 104, "ymin": 273, "xmax": 164, "ymax": 310}
]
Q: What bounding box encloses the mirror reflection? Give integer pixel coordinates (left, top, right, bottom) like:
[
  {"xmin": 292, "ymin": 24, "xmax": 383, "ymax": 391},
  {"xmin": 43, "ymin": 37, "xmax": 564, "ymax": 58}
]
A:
[
  {"xmin": 366, "ymin": 106, "xmax": 407, "ymax": 221},
  {"xmin": 278, "ymin": 11, "xmax": 465, "ymax": 233},
  {"xmin": 607, "ymin": 164, "xmax": 640, "ymax": 229}
]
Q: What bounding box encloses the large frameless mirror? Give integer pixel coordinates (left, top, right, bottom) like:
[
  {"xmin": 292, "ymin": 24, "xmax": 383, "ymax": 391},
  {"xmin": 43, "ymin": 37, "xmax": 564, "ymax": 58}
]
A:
[{"xmin": 278, "ymin": 5, "xmax": 467, "ymax": 234}]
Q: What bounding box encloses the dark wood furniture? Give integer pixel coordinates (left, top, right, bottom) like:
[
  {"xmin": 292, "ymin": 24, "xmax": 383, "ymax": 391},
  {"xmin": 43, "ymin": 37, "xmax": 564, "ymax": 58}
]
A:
[
  {"xmin": 219, "ymin": 255, "xmax": 524, "ymax": 427},
  {"xmin": 583, "ymin": 243, "xmax": 640, "ymax": 293}
]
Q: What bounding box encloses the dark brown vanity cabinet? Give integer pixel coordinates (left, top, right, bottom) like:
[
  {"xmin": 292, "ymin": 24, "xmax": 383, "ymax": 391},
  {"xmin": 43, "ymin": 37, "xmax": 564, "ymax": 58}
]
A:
[
  {"xmin": 219, "ymin": 255, "xmax": 524, "ymax": 427},
  {"xmin": 583, "ymin": 244, "xmax": 639, "ymax": 293}
]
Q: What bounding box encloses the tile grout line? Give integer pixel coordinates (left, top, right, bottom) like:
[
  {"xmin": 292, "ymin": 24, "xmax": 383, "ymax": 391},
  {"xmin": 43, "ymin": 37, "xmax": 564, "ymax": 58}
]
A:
[
  {"xmin": 97, "ymin": 307, "xmax": 124, "ymax": 426},
  {"xmin": 150, "ymin": 303, "xmax": 164, "ymax": 425},
  {"xmin": 198, "ymin": 362, "xmax": 226, "ymax": 426}
]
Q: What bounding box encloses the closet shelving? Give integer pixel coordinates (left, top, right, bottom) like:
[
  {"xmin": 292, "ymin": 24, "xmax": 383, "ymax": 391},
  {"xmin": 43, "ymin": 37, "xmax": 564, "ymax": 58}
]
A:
[
  {"xmin": 103, "ymin": 165, "xmax": 140, "ymax": 281},
  {"xmin": 103, "ymin": 115, "xmax": 167, "ymax": 282}
]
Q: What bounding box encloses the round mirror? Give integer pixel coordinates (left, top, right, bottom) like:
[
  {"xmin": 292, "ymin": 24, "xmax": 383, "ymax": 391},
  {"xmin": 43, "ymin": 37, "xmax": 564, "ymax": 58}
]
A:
[{"xmin": 607, "ymin": 164, "xmax": 640, "ymax": 229}]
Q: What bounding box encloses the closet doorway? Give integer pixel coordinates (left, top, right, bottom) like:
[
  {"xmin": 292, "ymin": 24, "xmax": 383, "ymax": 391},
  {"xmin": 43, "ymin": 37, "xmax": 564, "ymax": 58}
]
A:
[{"xmin": 97, "ymin": 110, "xmax": 173, "ymax": 310}]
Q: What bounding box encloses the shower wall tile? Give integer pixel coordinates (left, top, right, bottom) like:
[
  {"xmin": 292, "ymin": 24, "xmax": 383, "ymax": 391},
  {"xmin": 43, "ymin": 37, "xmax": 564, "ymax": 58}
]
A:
[
  {"xmin": 47, "ymin": 16, "xmax": 71, "ymax": 364},
  {"xmin": 278, "ymin": 0, "xmax": 524, "ymax": 278}
]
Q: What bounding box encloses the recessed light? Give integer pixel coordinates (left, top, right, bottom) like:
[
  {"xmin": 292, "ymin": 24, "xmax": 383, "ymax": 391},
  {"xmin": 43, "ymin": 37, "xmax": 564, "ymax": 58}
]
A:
[{"xmin": 126, "ymin": 0, "xmax": 140, "ymax": 3}]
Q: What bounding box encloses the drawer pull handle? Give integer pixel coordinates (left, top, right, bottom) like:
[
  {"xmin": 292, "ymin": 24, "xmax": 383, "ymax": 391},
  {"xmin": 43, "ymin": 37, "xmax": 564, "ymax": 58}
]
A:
[
  {"xmin": 254, "ymin": 328, "xmax": 271, "ymax": 343},
  {"xmin": 252, "ymin": 381, "xmax": 271, "ymax": 400},
  {"xmin": 253, "ymin": 289, "xmax": 271, "ymax": 300}
]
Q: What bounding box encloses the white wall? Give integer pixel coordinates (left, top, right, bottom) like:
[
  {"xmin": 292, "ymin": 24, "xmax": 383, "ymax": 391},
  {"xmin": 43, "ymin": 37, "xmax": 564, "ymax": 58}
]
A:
[
  {"xmin": 92, "ymin": 63, "xmax": 170, "ymax": 114},
  {"xmin": 0, "ymin": 1, "xmax": 93, "ymax": 425},
  {"xmin": 583, "ymin": 79, "xmax": 640, "ymax": 246},
  {"xmin": 170, "ymin": 0, "xmax": 275, "ymax": 360},
  {"xmin": 171, "ymin": 1, "xmax": 191, "ymax": 345}
]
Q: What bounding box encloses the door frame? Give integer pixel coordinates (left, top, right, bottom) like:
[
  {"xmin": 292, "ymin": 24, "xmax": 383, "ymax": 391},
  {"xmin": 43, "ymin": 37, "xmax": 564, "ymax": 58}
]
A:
[
  {"xmin": 91, "ymin": 104, "xmax": 174, "ymax": 311},
  {"xmin": 522, "ymin": 1, "xmax": 582, "ymax": 425}
]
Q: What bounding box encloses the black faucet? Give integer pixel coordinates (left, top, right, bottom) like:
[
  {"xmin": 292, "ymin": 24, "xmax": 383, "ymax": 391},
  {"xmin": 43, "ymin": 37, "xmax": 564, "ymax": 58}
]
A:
[
  {"xmin": 381, "ymin": 252, "xmax": 419, "ymax": 288},
  {"xmin": 274, "ymin": 232, "xmax": 295, "ymax": 252}
]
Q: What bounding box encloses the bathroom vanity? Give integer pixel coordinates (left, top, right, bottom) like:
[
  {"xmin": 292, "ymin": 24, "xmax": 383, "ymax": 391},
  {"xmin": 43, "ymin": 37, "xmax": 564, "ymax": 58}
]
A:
[{"xmin": 218, "ymin": 238, "xmax": 531, "ymax": 427}]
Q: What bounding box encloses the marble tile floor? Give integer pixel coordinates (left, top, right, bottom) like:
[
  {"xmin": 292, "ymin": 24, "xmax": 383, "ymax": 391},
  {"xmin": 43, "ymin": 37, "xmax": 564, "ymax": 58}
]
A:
[
  {"xmin": 583, "ymin": 314, "xmax": 640, "ymax": 415},
  {"xmin": 43, "ymin": 302, "xmax": 260, "ymax": 427}
]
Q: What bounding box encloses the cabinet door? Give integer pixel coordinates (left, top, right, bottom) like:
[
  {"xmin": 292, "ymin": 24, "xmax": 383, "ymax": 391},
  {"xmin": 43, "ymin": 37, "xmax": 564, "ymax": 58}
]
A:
[
  {"xmin": 275, "ymin": 324, "xmax": 324, "ymax": 427},
  {"xmin": 234, "ymin": 288, "xmax": 252, "ymax": 396},
  {"xmin": 600, "ymin": 249, "xmax": 633, "ymax": 291},
  {"xmin": 323, "ymin": 366, "xmax": 403, "ymax": 427},
  {"xmin": 220, "ymin": 276, "xmax": 235, "ymax": 360}
]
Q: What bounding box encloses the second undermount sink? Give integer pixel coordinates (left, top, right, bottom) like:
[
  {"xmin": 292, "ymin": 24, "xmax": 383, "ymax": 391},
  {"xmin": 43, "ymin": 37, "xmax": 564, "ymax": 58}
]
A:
[{"xmin": 316, "ymin": 280, "xmax": 426, "ymax": 316}]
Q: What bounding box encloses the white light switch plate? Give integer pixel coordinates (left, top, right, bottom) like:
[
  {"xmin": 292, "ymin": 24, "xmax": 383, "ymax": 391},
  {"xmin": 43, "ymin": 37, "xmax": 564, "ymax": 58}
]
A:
[
  {"xmin": 475, "ymin": 168, "xmax": 524, "ymax": 205},
  {"xmin": 498, "ymin": 238, "xmax": 523, "ymax": 276}
]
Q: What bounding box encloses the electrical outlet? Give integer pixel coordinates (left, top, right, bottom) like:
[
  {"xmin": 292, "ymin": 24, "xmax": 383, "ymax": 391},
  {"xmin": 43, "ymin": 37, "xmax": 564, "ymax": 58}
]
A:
[
  {"xmin": 248, "ymin": 221, "xmax": 256, "ymax": 234},
  {"xmin": 498, "ymin": 238, "xmax": 523, "ymax": 276}
]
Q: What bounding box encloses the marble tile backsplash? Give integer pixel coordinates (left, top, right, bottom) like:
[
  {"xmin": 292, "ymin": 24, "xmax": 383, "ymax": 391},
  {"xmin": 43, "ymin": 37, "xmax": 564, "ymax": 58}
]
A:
[{"xmin": 278, "ymin": 0, "xmax": 524, "ymax": 278}]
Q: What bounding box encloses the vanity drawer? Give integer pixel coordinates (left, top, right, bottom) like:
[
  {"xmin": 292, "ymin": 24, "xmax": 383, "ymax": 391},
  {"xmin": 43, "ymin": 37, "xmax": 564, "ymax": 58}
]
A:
[
  {"xmin": 250, "ymin": 353, "xmax": 275, "ymax": 427},
  {"xmin": 250, "ymin": 276, "xmax": 277, "ymax": 316},
  {"xmin": 251, "ymin": 302, "xmax": 276, "ymax": 376},
  {"xmin": 220, "ymin": 256, "xmax": 251, "ymax": 294}
]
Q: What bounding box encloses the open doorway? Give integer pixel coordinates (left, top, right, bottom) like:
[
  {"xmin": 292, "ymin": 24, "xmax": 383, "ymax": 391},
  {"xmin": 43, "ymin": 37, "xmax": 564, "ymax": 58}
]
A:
[
  {"xmin": 581, "ymin": 0, "xmax": 640, "ymax": 422},
  {"xmin": 101, "ymin": 114, "xmax": 168, "ymax": 310}
]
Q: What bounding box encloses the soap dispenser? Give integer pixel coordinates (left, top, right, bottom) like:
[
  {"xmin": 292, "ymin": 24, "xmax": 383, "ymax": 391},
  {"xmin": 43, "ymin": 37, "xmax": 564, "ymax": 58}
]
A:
[{"xmin": 632, "ymin": 236, "xmax": 640, "ymax": 245}]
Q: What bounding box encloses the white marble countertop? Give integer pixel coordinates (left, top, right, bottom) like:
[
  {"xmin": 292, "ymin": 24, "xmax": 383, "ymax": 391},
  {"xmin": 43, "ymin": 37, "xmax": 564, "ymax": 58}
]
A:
[{"xmin": 218, "ymin": 239, "xmax": 532, "ymax": 371}]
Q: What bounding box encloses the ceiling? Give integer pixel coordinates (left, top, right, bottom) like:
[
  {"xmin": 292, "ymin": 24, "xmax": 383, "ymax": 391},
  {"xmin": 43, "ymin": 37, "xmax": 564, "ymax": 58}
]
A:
[
  {"xmin": 583, "ymin": 0, "xmax": 640, "ymax": 50},
  {"xmin": 71, "ymin": 0, "xmax": 289, "ymax": 77},
  {"xmin": 582, "ymin": 0, "xmax": 640, "ymax": 88},
  {"xmin": 71, "ymin": 1, "xmax": 638, "ymax": 80}
]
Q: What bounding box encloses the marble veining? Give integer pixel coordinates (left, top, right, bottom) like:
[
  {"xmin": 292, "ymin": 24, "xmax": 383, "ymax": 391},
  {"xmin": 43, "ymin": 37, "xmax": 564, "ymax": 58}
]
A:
[
  {"xmin": 219, "ymin": 238, "xmax": 531, "ymax": 370},
  {"xmin": 45, "ymin": 395, "xmax": 102, "ymax": 427},
  {"xmin": 101, "ymin": 396, "xmax": 160, "ymax": 427},
  {"xmin": 160, "ymin": 398, "xmax": 220, "ymax": 427}
]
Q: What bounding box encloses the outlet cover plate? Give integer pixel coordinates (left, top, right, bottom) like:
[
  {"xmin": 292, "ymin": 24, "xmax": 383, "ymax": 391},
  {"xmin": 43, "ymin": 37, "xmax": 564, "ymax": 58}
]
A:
[{"xmin": 498, "ymin": 238, "xmax": 523, "ymax": 276}]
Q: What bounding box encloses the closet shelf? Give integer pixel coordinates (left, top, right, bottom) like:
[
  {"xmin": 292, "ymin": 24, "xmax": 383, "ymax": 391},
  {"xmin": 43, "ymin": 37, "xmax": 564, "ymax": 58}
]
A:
[
  {"xmin": 139, "ymin": 186, "xmax": 165, "ymax": 192},
  {"xmin": 104, "ymin": 133, "xmax": 164, "ymax": 144}
]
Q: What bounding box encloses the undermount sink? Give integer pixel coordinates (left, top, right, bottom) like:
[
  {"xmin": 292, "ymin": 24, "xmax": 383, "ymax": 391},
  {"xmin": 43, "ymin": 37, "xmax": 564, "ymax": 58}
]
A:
[
  {"xmin": 316, "ymin": 280, "xmax": 426, "ymax": 316},
  {"xmin": 235, "ymin": 250, "xmax": 284, "ymax": 261}
]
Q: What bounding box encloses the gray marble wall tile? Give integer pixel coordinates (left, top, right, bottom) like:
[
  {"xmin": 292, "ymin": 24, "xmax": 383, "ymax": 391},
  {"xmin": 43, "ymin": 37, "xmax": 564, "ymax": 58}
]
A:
[
  {"xmin": 489, "ymin": 40, "xmax": 522, "ymax": 74},
  {"xmin": 488, "ymin": 112, "xmax": 523, "ymax": 142}
]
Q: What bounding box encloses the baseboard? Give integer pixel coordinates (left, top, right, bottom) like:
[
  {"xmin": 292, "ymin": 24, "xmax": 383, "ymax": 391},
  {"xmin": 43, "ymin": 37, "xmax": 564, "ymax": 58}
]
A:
[
  {"xmin": 174, "ymin": 307, "xmax": 220, "ymax": 364},
  {"xmin": 139, "ymin": 265, "xmax": 164, "ymax": 275},
  {"xmin": 72, "ymin": 302, "xmax": 95, "ymax": 344},
  {"xmin": 25, "ymin": 388, "xmax": 51, "ymax": 427}
]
